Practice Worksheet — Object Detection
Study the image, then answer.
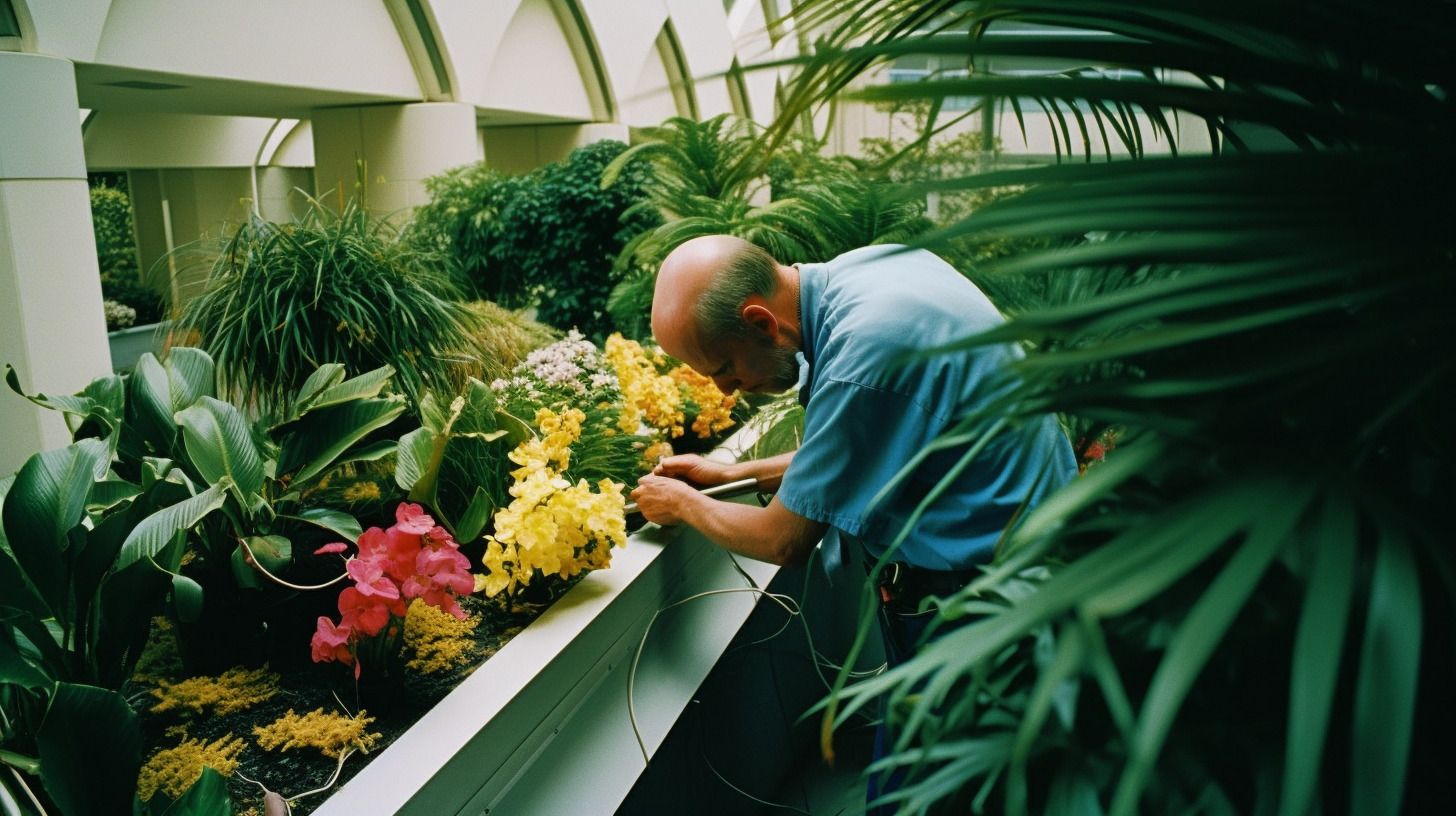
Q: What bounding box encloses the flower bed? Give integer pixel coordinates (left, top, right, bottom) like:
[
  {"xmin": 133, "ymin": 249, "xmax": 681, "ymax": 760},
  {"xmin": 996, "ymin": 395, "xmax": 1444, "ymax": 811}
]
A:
[{"xmin": 1, "ymin": 326, "xmax": 772, "ymax": 814}]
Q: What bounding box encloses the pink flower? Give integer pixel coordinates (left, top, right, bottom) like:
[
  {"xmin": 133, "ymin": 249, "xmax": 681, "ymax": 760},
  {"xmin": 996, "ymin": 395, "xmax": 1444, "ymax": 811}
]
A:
[
  {"xmin": 338, "ymin": 586, "xmax": 393, "ymax": 637},
  {"xmin": 311, "ymin": 617, "xmax": 354, "ymax": 665},
  {"xmin": 314, "ymin": 542, "xmax": 348, "ymax": 555},
  {"xmin": 394, "ymin": 502, "xmax": 436, "ymax": 534},
  {"xmin": 346, "ymin": 558, "xmax": 401, "ymax": 600}
]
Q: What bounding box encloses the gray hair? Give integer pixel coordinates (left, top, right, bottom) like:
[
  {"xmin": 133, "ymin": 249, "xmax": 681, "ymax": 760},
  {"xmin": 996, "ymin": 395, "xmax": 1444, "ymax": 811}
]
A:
[{"xmin": 694, "ymin": 240, "xmax": 779, "ymax": 344}]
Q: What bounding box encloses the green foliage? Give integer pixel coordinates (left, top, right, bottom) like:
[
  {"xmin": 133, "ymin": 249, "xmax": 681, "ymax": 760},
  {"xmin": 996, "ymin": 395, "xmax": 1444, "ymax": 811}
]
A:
[
  {"xmin": 409, "ymin": 140, "xmax": 661, "ymax": 339},
  {"xmin": 91, "ymin": 184, "xmax": 164, "ymax": 326},
  {"xmin": 778, "ymin": 1, "xmax": 1456, "ymax": 813},
  {"xmin": 173, "ymin": 196, "xmax": 476, "ymax": 412},
  {"xmin": 604, "ymin": 115, "xmax": 936, "ymax": 337}
]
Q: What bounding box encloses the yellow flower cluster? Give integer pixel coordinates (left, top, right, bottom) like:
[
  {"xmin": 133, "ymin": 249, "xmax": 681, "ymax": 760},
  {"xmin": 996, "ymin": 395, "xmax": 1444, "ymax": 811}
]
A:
[
  {"xmin": 670, "ymin": 364, "xmax": 737, "ymax": 438},
  {"xmin": 150, "ymin": 666, "xmax": 280, "ymax": 717},
  {"xmin": 136, "ymin": 735, "xmax": 245, "ymax": 801},
  {"xmin": 253, "ymin": 708, "xmax": 381, "ymax": 759},
  {"xmin": 482, "ymin": 406, "xmax": 627, "ymax": 597},
  {"xmin": 403, "ymin": 598, "xmax": 478, "ymax": 674},
  {"xmin": 605, "ymin": 333, "xmax": 684, "ymax": 437},
  {"xmin": 342, "ymin": 480, "xmax": 383, "ymax": 502}
]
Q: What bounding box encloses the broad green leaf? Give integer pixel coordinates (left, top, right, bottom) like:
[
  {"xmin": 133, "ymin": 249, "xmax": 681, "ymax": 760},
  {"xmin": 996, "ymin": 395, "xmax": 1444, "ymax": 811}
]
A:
[
  {"xmin": 4, "ymin": 366, "xmax": 124, "ymax": 438},
  {"xmin": 1279, "ymin": 500, "xmax": 1356, "ymax": 816},
  {"xmin": 231, "ymin": 535, "xmax": 291, "ymax": 590},
  {"xmin": 171, "ymin": 574, "xmax": 204, "ymax": 624},
  {"xmin": 154, "ymin": 766, "xmax": 231, "ymax": 816},
  {"xmin": 175, "ymin": 397, "xmax": 265, "ymax": 500},
  {"xmin": 322, "ymin": 438, "xmax": 397, "ymax": 472},
  {"xmin": 95, "ymin": 558, "xmax": 173, "ymax": 688},
  {"xmin": 0, "ymin": 472, "xmax": 13, "ymax": 555},
  {"xmin": 455, "ymin": 487, "xmax": 496, "ymax": 543},
  {"xmin": 307, "ymin": 364, "xmax": 395, "ymax": 410},
  {"xmin": 87, "ymin": 479, "xmax": 143, "ymax": 514},
  {"xmin": 116, "ymin": 483, "xmax": 228, "ymax": 572},
  {"xmin": 126, "ymin": 353, "xmax": 177, "ymax": 452},
  {"xmin": 36, "ymin": 683, "xmax": 142, "ymax": 816},
  {"xmin": 162, "ymin": 347, "xmax": 216, "ymax": 411},
  {"xmin": 2, "ymin": 439, "xmax": 111, "ymax": 612},
  {"xmin": 0, "ymin": 607, "xmax": 65, "ymax": 680},
  {"xmin": 292, "ymin": 363, "xmax": 347, "ymax": 412},
  {"xmin": 286, "ymin": 508, "xmax": 362, "ymax": 543},
  {"xmin": 70, "ymin": 503, "xmax": 140, "ymax": 627},
  {"xmin": 1351, "ymin": 533, "xmax": 1422, "ymax": 816},
  {"xmin": 276, "ymin": 396, "xmax": 407, "ymax": 486},
  {"xmin": 0, "ymin": 630, "xmax": 50, "ymax": 690},
  {"xmin": 394, "ymin": 426, "xmax": 436, "ymax": 495}
]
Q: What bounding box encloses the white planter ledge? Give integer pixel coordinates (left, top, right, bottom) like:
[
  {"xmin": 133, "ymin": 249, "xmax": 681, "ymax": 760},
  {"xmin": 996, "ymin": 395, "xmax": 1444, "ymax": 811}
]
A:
[
  {"xmin": 107, "ymin": 321, "xmax": 169, "ymax": 371},
  {"xmin": 314, "ymin": 427, "xmax": 781, "ymax": 815}
]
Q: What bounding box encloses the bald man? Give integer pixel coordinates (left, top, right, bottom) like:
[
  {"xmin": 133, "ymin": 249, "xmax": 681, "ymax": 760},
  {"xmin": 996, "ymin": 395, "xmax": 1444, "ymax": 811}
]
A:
[{"xmin": 631, "ymin": 236, "xmax": 1075, "ymax": 593}]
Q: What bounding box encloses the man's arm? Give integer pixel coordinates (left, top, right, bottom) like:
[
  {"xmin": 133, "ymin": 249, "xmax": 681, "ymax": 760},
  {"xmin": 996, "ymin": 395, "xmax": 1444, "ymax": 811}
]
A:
[
  {"xmin": 653, "ymin": 451, "xmax": 795, "ymax": 492},
  {"xmin": 630, "ymin": 473, "xmax": 825, "ymax": 566}
]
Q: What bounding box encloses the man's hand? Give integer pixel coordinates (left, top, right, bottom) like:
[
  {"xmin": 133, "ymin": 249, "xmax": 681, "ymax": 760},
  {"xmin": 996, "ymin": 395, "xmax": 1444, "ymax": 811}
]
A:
[
  {"xmin": 630, "ymin": 474, "xmax": 702, "ymax": 526},
  {"xmin": 652, "ymin": 454, "xmax": 735, "ymax": 487}
]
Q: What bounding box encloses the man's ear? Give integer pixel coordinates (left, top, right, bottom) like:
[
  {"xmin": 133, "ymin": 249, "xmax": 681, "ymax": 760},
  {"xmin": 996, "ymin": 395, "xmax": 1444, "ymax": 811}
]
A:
[{"xmin": 740, "ymin": 299, "xmax": 779, "ymax": 339}]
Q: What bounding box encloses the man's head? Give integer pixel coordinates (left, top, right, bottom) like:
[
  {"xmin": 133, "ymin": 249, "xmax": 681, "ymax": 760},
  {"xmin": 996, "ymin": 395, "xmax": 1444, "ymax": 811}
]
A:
[{"xmin": 652, "ymin": 235, "xmax": 802, "ymax": 394}]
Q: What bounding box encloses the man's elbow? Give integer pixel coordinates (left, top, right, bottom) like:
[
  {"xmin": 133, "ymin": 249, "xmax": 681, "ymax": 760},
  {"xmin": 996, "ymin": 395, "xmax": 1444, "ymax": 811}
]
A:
[{"xmin": 766, "ymin": 533, "xmax": 816, "ymax": 567}]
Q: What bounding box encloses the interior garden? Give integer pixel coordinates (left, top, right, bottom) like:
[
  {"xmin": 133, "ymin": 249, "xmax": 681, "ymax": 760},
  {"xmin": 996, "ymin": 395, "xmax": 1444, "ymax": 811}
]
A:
[{"xmin": 2, "ymin": 1, "xmax": 1452, "ymax": 815}]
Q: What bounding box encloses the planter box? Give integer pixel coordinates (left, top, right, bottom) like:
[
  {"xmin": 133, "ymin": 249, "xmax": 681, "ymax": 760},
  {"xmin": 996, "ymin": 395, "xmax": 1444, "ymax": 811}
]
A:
[
  {"xmin": 107, "ymin": 321, "xmax": 170, "ymax": 372},
  {"xmin": 314, "ymin": 427, "xmax": 784, "ymax": 814}
]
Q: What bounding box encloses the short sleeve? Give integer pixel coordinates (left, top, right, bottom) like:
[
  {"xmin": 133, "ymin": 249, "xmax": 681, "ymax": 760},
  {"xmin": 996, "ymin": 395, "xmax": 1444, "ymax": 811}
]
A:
[{"xmin": 776, "ymin": 378, "xmax": 945, "ymax": 537}]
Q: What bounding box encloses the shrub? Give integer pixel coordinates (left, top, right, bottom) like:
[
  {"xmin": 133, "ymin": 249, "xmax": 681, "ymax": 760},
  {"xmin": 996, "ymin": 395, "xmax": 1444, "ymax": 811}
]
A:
[
  {"xmin": 91, "ymin": 183, "xmax": 165, "ymax": 325},
  {"xmin": 409, "ymin": 140, "xmax": 661, "ymax": 339}
]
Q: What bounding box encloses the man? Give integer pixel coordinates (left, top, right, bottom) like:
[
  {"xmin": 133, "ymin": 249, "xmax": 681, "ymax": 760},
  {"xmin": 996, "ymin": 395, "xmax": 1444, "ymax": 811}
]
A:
[
  {"xmin": 631, "ymin": 234, "xmax": 1075, "ymax": 808},
  {"xmin": 631, "ymin": 235, "xmax": 1075, "ymax": 642}
]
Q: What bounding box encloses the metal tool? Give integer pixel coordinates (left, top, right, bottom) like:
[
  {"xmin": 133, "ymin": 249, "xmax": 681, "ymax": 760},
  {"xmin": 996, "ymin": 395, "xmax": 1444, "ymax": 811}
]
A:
[{"xmin": 624, "ymin": 477, "xmax": 760, "ymax": 518}]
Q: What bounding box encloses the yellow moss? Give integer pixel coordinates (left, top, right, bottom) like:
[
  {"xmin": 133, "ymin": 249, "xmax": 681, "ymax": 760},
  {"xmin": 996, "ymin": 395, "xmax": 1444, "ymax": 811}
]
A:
[
  {"xmin": 253, "ymin": 708, "xmax": 381, "ymax": 758},
  {"xmin": 136, "ymin": 735, "xmax": 245, "ymax": 802},
  {"xmin": 150, "ymin": 666, "xmax": 280, "ymax": 717},
  {"xmin": 403, "ymin": 599, "xmax": 479, "ymax": 674},
  {"xmin": 342, "ymin": 480, "xmax": 382, "ymax": 501},
  {"xmin": 132, "ymin": 617, "xmax": 185, "ymax": 684}
]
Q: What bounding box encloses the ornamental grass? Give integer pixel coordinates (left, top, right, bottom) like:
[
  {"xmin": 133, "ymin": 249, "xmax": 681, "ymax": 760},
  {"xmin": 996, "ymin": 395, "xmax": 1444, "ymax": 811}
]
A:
[{"xmin": 172, "ymin": 195, "xmax": 478, "ymax": 413}]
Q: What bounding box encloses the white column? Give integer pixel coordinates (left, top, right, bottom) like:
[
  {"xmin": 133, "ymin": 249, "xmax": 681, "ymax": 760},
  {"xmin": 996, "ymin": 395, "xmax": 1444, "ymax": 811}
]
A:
[
  {"xmin": 310, "ymin": 102, "xmax": 481, "ymax": 220},
  {"xmin": 0, "ymin": 53, "xmax": 110, "ymax": 476}
]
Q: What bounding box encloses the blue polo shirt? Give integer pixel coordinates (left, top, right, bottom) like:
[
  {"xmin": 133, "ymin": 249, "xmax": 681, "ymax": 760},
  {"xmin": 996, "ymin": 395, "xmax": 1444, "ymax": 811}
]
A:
[{"xmin": 776, "ymin": 245, "xmax": 1077, "ymax": 570}]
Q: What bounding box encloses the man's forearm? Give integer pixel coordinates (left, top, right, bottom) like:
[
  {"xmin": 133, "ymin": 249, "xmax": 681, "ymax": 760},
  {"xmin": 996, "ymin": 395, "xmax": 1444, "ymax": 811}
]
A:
[
  {"xmin": 675, "ymin": 491, "xmax": 821, "ymax": 567},
  {"xmin": 724, "ymin": 451, "xmax": 795, "ymax": 492}
]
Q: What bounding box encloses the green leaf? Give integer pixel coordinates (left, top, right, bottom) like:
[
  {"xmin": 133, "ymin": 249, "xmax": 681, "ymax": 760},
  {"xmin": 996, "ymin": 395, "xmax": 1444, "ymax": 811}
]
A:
[
  {"xmin": 126, "ymin": 353, "xmax": 178, "ymax": 452},
  {"xmin": 1109, "ymin": 488, "xmax": 1303, "ymax": 816},
  {"xmin": 163, "ymin": 347, "xmax": 216, "ymax": 410},
  {"xmin": 276, "ymin": 396, "xmax": 407, "ymax": 486},
  {"xmin": 307, "ymin": 364, "xmax": 395, "ymax": 410},
  {"xmin": 292, "ymin": 363, "xmax": 346, "ymax": 412},
  {"xmin": 116, "ymin": 482, "xmax": 228, "ymax": 572},
  {"xmin": 241, "ymin": 535, "xmax": 292, "ymax": 575},
  {"xmin": 1279, "ymin": 499, "xmax": 1356, "ymax": 816},
  {"xmin": 95, "ymin": 559, "xmax": 173, "ymax": 688},
  {"xmin": 0, "ymin": 623, "xmax": 51, "ymax": 690},
  {"xmin": 4, "ymin": 365, "xmax": 124, "ymax": 438},
  {"xmin": 153, "ymin": 766, "xmax": 232, "ymax": 816},
  {"xmin": 170, "ymin": 574, "xmax": 204, "ymax": 624},
  {"xmin": 0, "ymin": 472, "xmax": 13, "ymax": 556},
  {"xmin": 37, "ymin": 682, "xmax": 142, "ymax": 816},
  {"xmin": 175, "ymin": 397, "xmax": 266, "ymax": 502},
  {"xmin": 455, "ymin": 487, "xmax": 495, "ymax": 543},
  {"xmin": 70, "ymin": 502, "xmax": 140, "ymax": 627},
  {"xmin": 394, "ymin": 425, "xmax": 437, "ymax": 495},
  {"xmin": 1350, "ymin": 532, "xmax": 1422, "ymax": 816},
  {"xmin": 2, "ymin": 439, "xmax": 111, "ymax": 612},
  {"xmin": 285, "ymin": 508, "xmax": 362, "ymax": 543},
  {"xmin": 87, "ymin": 479, "xmax": 143, "ymax": 514}
]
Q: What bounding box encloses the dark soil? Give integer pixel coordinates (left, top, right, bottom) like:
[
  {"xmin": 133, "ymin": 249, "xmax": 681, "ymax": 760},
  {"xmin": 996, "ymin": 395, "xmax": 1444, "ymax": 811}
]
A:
[{"xmin": 129, "ymin": 581, "xmax": 580, "ymax": 815}]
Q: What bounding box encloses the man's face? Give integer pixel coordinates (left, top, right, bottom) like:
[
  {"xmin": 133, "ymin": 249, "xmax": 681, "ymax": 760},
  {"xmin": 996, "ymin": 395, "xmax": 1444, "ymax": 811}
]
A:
[{"xmin": 697, "ymin": 330, "xmax": 800, "ymax": 395}]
